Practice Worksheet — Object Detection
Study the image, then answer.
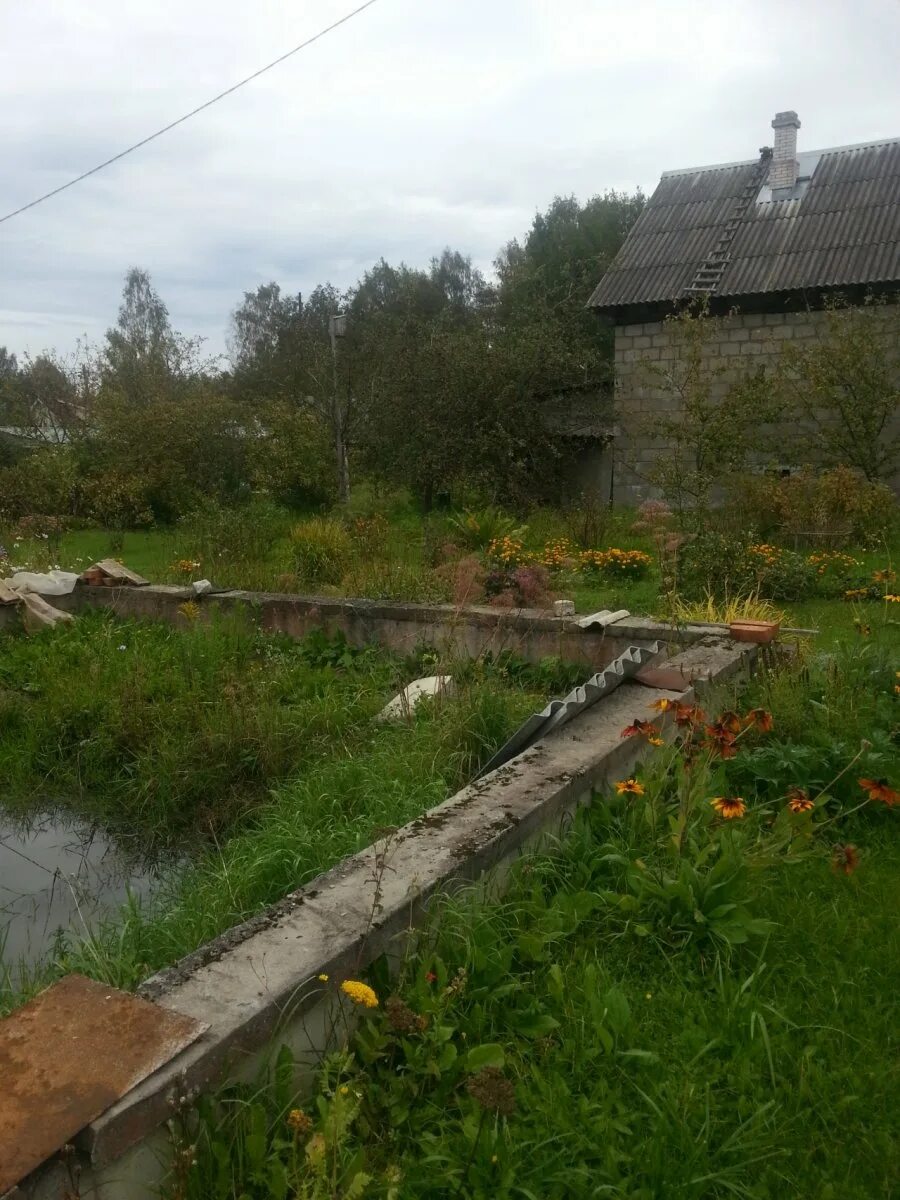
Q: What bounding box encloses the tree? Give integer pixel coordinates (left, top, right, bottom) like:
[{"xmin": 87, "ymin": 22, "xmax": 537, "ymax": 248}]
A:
[{"xmin": 104, "ymin": 267, "xmax": 206, "ymax": 403}]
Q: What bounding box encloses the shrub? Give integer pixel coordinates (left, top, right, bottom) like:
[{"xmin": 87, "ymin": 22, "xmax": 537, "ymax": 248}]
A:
[
  {"xmin": 449, "ymin": 506, "xmax": 527, "ymax": 551},
  {"xmin": 347, "ymin": 513, "xmax": 389, "ymax": 557},
  {"xmin": 290, "ymin": 517, "xmax": 353, "ymax": 587},
  {"xmin": 484, "ymin": 563, "xmax": 552, "ymax": 608},
  {"xmin": 536, "ymin": 537, "xmax": 579, "ymax": 571},
  {"xmin": 0, "ymin": 445, "xmax": 80, "ymax": 521},
  {"xmin": 677, "ymin": 532, "xmax": 752, "ymax": 599},
  {"xmin": 435, "ymin": 553, "xmax": 487, "ymax": 605},
  {"xmin": 78, "ymin": 470, "xmax": 154, "ymax": 529},
  {"xmin": 728, "ymin": 467, "xmax": 896, "ymax": 546},
  {"xmin": 746, "ymin": 544, "xmax": 818, "ymax": 601}
]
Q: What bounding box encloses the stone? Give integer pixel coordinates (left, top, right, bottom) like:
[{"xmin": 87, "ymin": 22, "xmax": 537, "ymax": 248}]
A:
[
  {"xmin": 553, "ymin": 599, "xmax": 576, "ymax": 617},
  {"xmin": 191, "ymin": 579, "xmax": 213, "ymax": 597},
  {"xmin": 376, "ymin": 675, "xmax": 455, "ymax": 722}
]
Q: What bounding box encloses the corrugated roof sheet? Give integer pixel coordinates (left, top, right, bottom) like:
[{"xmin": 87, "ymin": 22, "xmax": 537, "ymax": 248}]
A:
[{"xmin": 589, "ymin": 138, "xmax": 900, "ymax": 310}]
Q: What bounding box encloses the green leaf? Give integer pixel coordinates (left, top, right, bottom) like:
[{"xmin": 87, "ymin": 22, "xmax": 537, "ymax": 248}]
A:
[
  {"xmin": 465, "ymin": 1043, "xmax": 506, "ymax": 1071},
  {"xmin": 603, "ymin": 986, "xmax": 631, "ymax": 1036}
]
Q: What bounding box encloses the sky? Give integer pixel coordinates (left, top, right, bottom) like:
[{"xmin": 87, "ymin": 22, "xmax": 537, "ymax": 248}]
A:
[{"xmin": 2, "ymin": 0, "xmax": 899, "ymax": 361}]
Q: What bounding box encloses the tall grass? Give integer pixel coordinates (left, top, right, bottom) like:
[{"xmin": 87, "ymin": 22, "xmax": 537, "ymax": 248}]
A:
[{"xmin": 173, "ymin": 638, "xmax": 899, "ymax": 1199}]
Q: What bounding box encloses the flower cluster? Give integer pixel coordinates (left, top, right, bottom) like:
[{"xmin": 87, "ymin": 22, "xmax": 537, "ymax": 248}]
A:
[
  {"xmin": 579, "ymin": 547, "xmax": 652, "ymax": 579},
  {"xmin": 748, "ymin": 543, "xmax": 782, "ymax": 567},
  {"xmin": 807, "ymin": 550, "xmax": 861, "ymax": 576},
  {"xmin": 538, "ymin": 537, "xmax": 577, "ymax": 570},
  {"xmin": 486, "ymin": 536, "xmax": 528, "ymax": 568},
  {"xmin": 340, "ymin": 979, "xmax": 379, "ymax": 1008},
  {"xmin": 172, "ymin": 558, "xmax": 201, "ymax": 574}
]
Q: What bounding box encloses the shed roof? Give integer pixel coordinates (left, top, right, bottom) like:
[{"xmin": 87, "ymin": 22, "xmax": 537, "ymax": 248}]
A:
[{"xmin": 588, "ymin": 137, "xmax": 900, "ymax": 314}]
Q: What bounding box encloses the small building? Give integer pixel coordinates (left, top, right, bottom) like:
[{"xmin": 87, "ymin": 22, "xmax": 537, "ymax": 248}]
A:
[{"xmin": 587, "ymin": 111, "xmax": 900, "ymax": 502}]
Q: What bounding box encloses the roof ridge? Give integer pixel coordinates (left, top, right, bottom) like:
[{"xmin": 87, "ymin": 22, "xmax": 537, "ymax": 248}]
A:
[{"xmin": 661, "ymin": 135, "xmax": 900, "ymax": 179}]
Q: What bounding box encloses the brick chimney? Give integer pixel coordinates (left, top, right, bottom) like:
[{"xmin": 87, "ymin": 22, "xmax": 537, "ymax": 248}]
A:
[{"xmin": 769, "ymin": 111, "xmax": 801, "ymax": 191}]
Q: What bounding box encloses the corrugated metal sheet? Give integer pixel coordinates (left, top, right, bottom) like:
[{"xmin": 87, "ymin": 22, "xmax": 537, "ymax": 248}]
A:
[{"xmin": 589, "ymin": 138, "xmax": 900, "ymax": 309}]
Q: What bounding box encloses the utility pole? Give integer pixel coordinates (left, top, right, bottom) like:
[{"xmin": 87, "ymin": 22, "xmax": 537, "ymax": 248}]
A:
[{"xmin": 328, "ymin": 313, "xmax": 350, "ymax": 503}]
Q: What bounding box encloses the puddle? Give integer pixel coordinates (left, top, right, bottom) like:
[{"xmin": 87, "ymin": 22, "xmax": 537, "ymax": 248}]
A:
[{"xmin": 0, "ymin": 814, "xmax": 161, "ymax": 976}]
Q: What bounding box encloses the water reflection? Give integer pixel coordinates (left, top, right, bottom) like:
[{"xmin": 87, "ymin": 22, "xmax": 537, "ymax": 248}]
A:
[{"xmin": 0, "ymin": 814, "xmax": 159, "ymax": 975}]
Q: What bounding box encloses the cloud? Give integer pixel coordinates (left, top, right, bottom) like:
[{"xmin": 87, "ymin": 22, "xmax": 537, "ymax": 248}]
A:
[{"xmin": 1, "ymin": 0, "xmax": 897, "ymax": 356}]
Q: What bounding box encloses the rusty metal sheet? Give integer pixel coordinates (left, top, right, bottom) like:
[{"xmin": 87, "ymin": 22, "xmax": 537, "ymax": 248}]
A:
[{"xmin": 0, "ymin": 974, "xmax": 206, "ymax": 1193}]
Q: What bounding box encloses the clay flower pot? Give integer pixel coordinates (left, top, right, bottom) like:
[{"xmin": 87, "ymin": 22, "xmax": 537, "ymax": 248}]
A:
[{"xmin": 729, "ymin": 619, "xmax": 780, "ymax": 645}]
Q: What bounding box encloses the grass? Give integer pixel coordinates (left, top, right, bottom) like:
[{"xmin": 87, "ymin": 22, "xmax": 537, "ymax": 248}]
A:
[
  {"xmin": 173, "ymin": 636, "xmax": 899, "ymax": 1199},
  {"xmin": 0, "ymin": 613, "xmax": 551, "ymax": 1009}
]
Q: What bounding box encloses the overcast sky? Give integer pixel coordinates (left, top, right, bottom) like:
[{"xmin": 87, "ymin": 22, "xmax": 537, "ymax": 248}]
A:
[{"xmin": 2, "ymin": 0, "xmax": 899, "ymax": 360}]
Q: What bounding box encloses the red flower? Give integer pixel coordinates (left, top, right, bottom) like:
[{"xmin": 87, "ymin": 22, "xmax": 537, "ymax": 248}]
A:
[
  {"xmin": 621, "ymin": 719, "xmax": 661, "ymax": 740},
  {"xmin": 858, "ymin": 778, "xmax": 899, "ymax": 807},
  {"xmin": 831, "ymin": 843, "xmax": 860, "ymax": 875},
  {"xmin": 425, "ymin": 971, "xmax": 437, "ymax": 984}
]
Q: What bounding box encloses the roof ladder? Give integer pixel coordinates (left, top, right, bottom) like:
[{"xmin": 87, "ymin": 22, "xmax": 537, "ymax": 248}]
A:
[{"xmin": 682, "ymin": 148, "xmax": 772, "ymax": 300}]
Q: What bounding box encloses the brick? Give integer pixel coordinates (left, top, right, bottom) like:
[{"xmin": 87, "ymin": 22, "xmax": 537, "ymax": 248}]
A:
[
  {"xmin": 616, "ymin": 334, "xmax": 634, "ymax": 350},
  {"xmin": 633, "ymin": 335, "xmax": 652, "ymax": 349},
  {"xmin": 750, "ymin": 326, "xmax": 773, "ymax": 342},
  {"xmin": 764, "ymin": 313, "xmax": 784, "ymax": 325},
  {"xmin": 739, "ymin": 341, "xmax": 765, "ymax": 355},
  {"xmin": 741, "ymin": 314, "xmax": 767, "ymax": 328},
  {"xmin": 623, "ymin": 323, "xmax": 645, "ymax": 336},
  {"xmin": 720, "ymin": 342, "xmax": 740, "ymax": 356},
  {"xmin": 651, "ymin": 333, "xmax": 670, "ymax": 348},
  {"xmin": 729, "ymin": 328, "xmax": 750, "ymax": 342},
  {"xmin": 769, "ymin": 325, "xmax": 795, "ymax": 339}
]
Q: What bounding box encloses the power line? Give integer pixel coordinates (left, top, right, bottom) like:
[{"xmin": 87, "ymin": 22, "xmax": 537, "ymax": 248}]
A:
[{"xmin": 0, "ymin": 0, "xmax": 381, "ymax": 226}]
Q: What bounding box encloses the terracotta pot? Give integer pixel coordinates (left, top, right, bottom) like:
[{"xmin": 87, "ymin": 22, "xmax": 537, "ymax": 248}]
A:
[{"xmin": 729, "ymin": 620, "xmax": 780, "ymax": 644}]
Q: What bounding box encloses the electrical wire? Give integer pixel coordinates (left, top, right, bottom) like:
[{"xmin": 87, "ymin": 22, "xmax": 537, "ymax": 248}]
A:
[{"xmin": 0, "ymin": 0, "xmax": 381, "ymax": 226}]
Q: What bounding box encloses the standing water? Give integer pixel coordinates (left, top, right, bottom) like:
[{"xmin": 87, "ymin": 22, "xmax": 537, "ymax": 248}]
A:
[{"xmin": 0, "ymin": 813, "xmax": 159, "ymax": 977}]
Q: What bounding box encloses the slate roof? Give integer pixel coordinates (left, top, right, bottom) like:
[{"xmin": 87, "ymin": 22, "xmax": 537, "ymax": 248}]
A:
[{"xmin": 589, "ymin": 137, "xmax": 900, "ymax": 313}]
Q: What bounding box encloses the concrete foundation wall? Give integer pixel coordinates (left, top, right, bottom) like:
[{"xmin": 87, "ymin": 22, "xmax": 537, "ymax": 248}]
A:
[{"xmin": 50, "ymin": 584, "xmax": 713, "ymax": 668}]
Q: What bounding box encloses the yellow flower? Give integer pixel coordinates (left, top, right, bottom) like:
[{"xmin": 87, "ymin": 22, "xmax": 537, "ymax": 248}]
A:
[
  {"xmin": 648, "ymin": 736, "xmax": 664, "ymax": 747},
  {"xmin": 339, "ymin": 1085, "xmax": 350, "ymax": 1096},
  {"xmin": 710, "ymin": 796, "xmax": 746, "ymax": 820},
  {"xmin": 317, "ymin": 973, "xmax": 329, "ymax": 982},
  {"xmin": 287, "ymin": 1108, "xmax": 313, "ymax": 1135},
  {"xmin": 615, "ymin": 778, "xmax": 645, "ymax": 796},
  {"xmin": 340, "ymin": 979, "xmax": 378, "ymax": 1008}
]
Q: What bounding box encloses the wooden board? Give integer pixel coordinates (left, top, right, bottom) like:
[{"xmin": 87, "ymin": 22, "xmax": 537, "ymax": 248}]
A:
[{"xmin": 0, "ymin": 974, "xmax": 206, "ymax": 1193}]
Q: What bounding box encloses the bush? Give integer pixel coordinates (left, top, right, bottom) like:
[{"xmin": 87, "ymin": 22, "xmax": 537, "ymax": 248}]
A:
[
  {"xmin": 290, "ymin": 517, "xmax": 353, "ymax": 587},
  {"xmin": 448, "ymin": 506, "xmax": 527, "ymax": 551},
  {"xmin": 727, "ymin": 467, "xmax": 896, "ymax": 546},
  {"xmin": 745, "ymin": 543, "xmax": 818, "ymax": 601},
  {"xmin": 677, "ymin": 532, "xmax": 753, "ymax": 599},
  {"xmin": 0, "ymin": 446, "xmax": 81, "ymax": 521},
  {"xmin": 78, "ymin": 471, "xmax": 154, "ymax": 529}
]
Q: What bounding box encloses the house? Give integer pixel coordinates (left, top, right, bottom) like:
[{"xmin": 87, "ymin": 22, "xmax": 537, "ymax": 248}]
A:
[{"xmin": 587, "ymin": 111, "xmax": 900, "ymax": 501}]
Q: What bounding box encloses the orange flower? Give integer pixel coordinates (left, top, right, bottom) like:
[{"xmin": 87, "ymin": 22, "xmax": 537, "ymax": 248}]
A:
[
  {"xmin": 647, "ymin": 736, "xmax": 664, "ymax": 747},
  {"xmin": 710, "ymin": 796, "xmax": 746, "ymax": 820},
  {"xmin": 717, "ymin": 710, "xmax": 743, "ymax": 734},
  {"xmin": 621, "ymin": 719, "xmax": 660, "ymax": 740},
  {"xmin": 858, "ymin": 778, "xmax": 899, "ymax": 807},
  {"xmin": 787, "ymin": 787, "xmax": 814, "ymax": 814},
  {"xmin": 744, "ymin": 708, "xmax": 774, "ymax": 733},
  {"xmin": 705, "ymin": 722, "xmax": 738, "ymax": 758},
  {"xmin": 831, "ymin": 843, "xmax": 860, "ymax": 875},
  {"xmin": 673, "ymin": 702, "xmax": 704, "ymax": 727},
  {"xmin": 615, "ymin": 777, "xmax": 645, "ymax": 796}
]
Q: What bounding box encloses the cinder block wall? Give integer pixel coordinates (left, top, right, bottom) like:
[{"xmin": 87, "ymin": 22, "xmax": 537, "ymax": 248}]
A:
[{"xmin": 610, "ymin": 305, "xmax": 896, "ymax": 504}]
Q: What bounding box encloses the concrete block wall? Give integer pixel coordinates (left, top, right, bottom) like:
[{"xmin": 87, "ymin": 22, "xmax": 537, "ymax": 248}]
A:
[{"xmin": 610, "ymin": 304, "xmax": 898, "ymax": 504}]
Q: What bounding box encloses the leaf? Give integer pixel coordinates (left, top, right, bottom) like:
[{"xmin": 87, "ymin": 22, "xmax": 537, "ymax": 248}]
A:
[
  {"xmin": 617, "ymin": 1048, "xmax": 659, "ymax": 1063},
  {"xmin": 437, "ymin": 1042, "xmax": 458, "ymax": 1071},
  {"xmin": 511, "ymin": 1013, "xmax": 560, "ymax": 1038},
  {"xmin": 465, "ymin": 1043, "xmax": 506, "ymax": 1071},
  {"xmin": 602, "ymin": 986, "xmax": 631, "ymax": 1036}
]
